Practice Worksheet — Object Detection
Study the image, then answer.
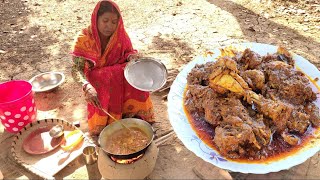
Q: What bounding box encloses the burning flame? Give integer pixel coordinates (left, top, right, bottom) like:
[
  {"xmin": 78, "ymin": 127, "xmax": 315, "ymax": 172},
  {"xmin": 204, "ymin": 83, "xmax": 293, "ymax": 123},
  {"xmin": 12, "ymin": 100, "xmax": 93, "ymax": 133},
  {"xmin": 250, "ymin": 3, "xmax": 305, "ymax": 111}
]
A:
[{"xmin": 110, "ymin": 154, "xmax": 144, "ymax": 164}]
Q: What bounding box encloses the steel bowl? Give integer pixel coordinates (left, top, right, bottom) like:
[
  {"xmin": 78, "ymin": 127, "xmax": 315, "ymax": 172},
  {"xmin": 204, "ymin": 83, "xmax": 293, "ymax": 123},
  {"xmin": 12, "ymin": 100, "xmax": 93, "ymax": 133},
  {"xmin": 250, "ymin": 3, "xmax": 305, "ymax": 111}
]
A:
[
  {"xmin": 124, "ymin": 58, "xmax": 168, "ymax": 92},
  {"xmin": 29, "ymin": 72, "xmax": 65, "ymax": 92},
  {"xmin": 49, "ymin": 124, "xmax": 64, "ymax": 138}
]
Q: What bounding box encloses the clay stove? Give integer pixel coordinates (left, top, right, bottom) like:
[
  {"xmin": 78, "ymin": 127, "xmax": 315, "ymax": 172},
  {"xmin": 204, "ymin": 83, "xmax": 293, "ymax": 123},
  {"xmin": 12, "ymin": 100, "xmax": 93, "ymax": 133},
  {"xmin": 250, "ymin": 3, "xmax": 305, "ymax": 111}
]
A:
[{"xmin": 98, "ymin": 141, "xmax": 159, "ymax": 179}]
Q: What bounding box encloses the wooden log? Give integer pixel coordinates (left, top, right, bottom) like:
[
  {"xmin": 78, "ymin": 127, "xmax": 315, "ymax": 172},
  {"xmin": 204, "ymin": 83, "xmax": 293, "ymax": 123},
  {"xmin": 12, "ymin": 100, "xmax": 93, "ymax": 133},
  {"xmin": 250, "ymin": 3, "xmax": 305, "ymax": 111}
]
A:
[
  {"xmin": 157, "ymin": 86, "xmax": 171, "ymax": 93},
  {"xmin": 162, "ymin": 94, "xmax": 168, "ymax": 100}
]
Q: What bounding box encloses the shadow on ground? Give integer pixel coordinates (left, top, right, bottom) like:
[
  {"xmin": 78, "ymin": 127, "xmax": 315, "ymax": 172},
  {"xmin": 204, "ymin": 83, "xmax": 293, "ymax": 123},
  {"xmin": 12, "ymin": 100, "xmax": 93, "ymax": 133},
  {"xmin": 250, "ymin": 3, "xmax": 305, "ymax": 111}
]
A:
[
  {"xmin": 0, "ymin": 0, "xmax": 71, "ymax": 82},
  {"xmin": 207, "ymin": 0, "xmax": 320, "ymax": 66},
  {"xmin": 148, "ymin": 35, "xmax": 195, "ymax": 66}
]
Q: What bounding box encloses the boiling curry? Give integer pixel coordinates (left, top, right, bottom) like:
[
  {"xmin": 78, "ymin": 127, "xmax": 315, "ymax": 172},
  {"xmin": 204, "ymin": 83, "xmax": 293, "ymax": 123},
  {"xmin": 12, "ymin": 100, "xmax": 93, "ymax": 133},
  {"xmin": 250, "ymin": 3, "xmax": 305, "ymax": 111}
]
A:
[{"xmin": 105, "ymin": 127, "xmax": 149, "ymax": 155}]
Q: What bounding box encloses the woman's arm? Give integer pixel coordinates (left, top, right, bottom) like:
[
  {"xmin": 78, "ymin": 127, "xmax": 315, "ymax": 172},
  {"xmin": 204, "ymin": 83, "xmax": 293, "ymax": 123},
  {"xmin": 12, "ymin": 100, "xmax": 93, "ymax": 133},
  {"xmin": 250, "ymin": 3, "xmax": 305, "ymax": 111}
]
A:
[
  {"xmin": 72, "ymin": 57, "xmax": 101, "ymax": 107},
  {"xmin": 71, "ymin": 57, "xmax": 90, "ymax": 87}
]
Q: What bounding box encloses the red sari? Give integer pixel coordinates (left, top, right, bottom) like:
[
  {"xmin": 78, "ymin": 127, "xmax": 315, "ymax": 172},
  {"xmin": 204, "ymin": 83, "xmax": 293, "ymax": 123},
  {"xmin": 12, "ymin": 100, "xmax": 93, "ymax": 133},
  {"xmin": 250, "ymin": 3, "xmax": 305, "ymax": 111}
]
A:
[{"xmin": 71, "ymin": 0, "xmax": 154, "ymax": 134}]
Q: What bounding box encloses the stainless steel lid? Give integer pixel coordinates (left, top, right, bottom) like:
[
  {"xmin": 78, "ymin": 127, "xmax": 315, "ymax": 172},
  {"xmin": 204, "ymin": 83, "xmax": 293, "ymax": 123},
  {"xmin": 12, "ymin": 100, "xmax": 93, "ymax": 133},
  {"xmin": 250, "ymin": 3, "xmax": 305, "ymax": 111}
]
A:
[{"xmin": 124, "ymin": 58, "xmax": 168, "ymax": 92}]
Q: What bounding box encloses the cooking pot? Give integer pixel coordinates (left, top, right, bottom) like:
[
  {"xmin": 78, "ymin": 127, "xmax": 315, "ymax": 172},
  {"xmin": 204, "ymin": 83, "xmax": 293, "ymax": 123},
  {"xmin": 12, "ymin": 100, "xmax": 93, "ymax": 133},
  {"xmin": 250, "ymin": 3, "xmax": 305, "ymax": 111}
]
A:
[{"xmin": 98, "ymin": 118, "xmax": 154, "ymax": 160}]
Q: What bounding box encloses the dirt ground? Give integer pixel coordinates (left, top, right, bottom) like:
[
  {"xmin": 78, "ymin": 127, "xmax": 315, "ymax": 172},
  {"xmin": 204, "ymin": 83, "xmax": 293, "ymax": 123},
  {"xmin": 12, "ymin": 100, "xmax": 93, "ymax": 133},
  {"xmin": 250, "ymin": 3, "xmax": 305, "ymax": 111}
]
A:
[{"xmin": 0, "ymin": 0, "xmax": 320, "ymax": 179}]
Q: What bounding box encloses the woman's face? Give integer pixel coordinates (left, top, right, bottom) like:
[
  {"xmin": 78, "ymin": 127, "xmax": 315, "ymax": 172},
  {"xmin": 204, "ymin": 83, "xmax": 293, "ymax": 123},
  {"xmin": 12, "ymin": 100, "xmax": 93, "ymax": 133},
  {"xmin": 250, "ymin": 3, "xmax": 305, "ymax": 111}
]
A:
[{"xmin": 97, "ymin": 11, "xmax": 119, "ymax": 39}]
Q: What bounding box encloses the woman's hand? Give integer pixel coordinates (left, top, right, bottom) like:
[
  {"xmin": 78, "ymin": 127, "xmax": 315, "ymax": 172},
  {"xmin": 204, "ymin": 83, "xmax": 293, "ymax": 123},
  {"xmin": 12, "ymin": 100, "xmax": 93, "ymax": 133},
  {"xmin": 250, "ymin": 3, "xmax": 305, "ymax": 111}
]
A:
[
  {"xmin": 83, "ymin": 83, "xmax": 101, "ymax": 108},
  {"xmin": 127, "ymin": 53, "xmax": 142, "ymax": 61}
]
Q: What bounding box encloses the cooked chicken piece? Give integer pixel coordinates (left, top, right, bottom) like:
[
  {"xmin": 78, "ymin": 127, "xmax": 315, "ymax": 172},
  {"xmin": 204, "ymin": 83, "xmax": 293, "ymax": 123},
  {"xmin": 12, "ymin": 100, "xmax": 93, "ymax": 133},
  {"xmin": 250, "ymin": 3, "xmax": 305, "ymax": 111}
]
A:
[
  {"xmin": 204, "ymin": 108, "xmax": 222, "ymax": 126},
  {"xmin": 214, "ymin": 115, "xmax": 260, "ymax": 159},
  {"xmin": 209, "ymin": 57, "xmax": 250, "ymax": 94},
  {"xmin": 203, "ymin": 97, "xmax": 247, "ymax": 126},
  {"xmin": 185, "ymin": 85, "xmax": 218, "ymax": 113},
  {"xmin": 304, "ymin": 103, "xmax": 320, "ymax": 127},
  {"xmin": 262, "ymin": 46, "xmax": 294, "ymax": 66},
  {"xmin": 187, "ymin": 64, "xmax": 209, "ymax": 85},
  {"xmin": 287, "ymin": 111, "xmax": 310, "ymax": 134},
  {"xmin": 261, "ymin": 86, "xmax": 278, "ymax": 101},
  {"xmin": 248, "ymin": 91, "xmax": 313, "ymax": 135},
  {"xmin": 246, "ymin": 91, "xmax": 293, "ymax": 132},
  {"xmin": 281, "ymin": 131, "xmax": 300, "ymax": 146},
  {"xmin": 249, "ymin": 115, "xmax": 272, "ymax": 146},
  {"xmin": 241, "ymin": 69, "xmax": 265, "ymax": 91},
  {"xmin": 240, "ymin": 48, "xmax": 263, "ymax": 69},
  {"xmin": 262, "ymin": 54, "xmax": 278, "ymax": 63},
  {"xmin": 278, "ymin": 79, "xmax": 316, "ymax": 104},
  {"xmin": 263, "ymin": 60, "xmax": 316, "ymax": 104},
  {"xmin": 277, "ymin": 46, "xmax": 294, "ymax": 66}
]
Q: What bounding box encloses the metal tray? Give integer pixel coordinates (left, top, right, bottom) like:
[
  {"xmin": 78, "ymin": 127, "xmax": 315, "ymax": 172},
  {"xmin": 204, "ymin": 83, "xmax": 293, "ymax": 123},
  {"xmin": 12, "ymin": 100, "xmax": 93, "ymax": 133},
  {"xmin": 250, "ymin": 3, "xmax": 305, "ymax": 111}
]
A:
[
  {"xmin": 124, "ymin": 58, "xmax": 167, "ymax": 92},
  {"xmin": 22, "ymin": 126, "xmax": 64, "ymax": 155}
]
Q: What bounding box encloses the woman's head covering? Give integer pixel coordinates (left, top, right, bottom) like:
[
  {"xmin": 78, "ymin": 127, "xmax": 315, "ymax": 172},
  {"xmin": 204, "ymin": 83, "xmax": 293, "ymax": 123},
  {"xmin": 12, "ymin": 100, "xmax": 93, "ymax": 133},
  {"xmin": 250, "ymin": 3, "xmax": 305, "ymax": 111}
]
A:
[{"xmin": 71, "ymin": 0, "xmax": 137, "ymax": 68}]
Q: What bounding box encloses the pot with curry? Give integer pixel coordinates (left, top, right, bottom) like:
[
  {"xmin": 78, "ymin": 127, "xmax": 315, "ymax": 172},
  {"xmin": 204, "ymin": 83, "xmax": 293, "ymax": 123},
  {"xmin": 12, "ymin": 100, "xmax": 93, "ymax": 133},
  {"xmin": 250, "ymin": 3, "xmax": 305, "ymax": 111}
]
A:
[{"xmin": 98, "ymin": 118, "xmax": 154, "ymax": 160}]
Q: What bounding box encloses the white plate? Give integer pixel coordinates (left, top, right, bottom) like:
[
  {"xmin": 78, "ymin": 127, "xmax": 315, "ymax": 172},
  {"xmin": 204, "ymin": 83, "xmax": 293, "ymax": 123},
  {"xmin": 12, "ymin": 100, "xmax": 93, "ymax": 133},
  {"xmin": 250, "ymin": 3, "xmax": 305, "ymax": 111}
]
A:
[{"xmin": 167, "ymin": 42, "xmax": 320, "ymax": 174}]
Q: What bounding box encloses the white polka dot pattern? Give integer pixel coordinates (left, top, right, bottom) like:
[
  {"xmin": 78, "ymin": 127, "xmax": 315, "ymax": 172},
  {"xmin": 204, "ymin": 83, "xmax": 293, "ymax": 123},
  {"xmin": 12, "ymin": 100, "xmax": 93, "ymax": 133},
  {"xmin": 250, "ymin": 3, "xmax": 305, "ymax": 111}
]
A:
[
  {"xmin": 0, "ymin": 98, "xmax": 38, "ymax": 133},
  {"xmin": 8, "ymin": 119, "xmax": 15, "ymax": 123},
  {"xmin": 23, "ymin": 115, "xmax": 29, "ymax": 120},
  {"xmin": 14, "ymin": 114, "xmax": 21, "ymax": 118},
  {"xmin": 20, "ymin": 106, "xmax": 26, "ymax": 112}
]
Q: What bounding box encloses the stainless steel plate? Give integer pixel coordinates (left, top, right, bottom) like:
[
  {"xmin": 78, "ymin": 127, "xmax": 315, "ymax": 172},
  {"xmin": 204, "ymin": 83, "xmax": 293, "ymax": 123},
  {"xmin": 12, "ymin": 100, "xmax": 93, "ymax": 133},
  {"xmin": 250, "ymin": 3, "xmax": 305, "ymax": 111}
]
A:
[
  {"xmin": 124, "ymin": 58, "xmax": 168, "ymax": 92},
  {"xmin": 29, "ymin": 72, "xmax": 65, "ymax": 92}
]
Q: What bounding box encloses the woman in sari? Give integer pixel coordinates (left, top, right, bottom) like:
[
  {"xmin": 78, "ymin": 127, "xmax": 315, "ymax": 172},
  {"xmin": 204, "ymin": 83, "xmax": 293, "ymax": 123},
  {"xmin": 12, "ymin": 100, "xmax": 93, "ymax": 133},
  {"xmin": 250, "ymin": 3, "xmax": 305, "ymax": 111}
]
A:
[{"xmin": 71, "ymin": 0, "xmax": 154, "ymax": 135}]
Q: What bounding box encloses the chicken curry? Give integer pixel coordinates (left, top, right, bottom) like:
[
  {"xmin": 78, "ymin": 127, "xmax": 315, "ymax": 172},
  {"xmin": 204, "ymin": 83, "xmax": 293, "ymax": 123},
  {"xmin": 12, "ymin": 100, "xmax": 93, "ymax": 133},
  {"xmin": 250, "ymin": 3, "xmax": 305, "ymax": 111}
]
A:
[{"xmin": 184, "ymin": 47, "xmax": 320, "ymax": 161}]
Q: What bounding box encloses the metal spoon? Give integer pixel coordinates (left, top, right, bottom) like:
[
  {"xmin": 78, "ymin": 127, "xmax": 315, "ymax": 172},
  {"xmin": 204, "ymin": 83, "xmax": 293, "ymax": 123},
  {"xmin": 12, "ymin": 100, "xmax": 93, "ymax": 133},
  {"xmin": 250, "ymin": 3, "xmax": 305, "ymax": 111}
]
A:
[{"xmin": 49, "ymin": 124, "xmax": 64, "ymax": 138}]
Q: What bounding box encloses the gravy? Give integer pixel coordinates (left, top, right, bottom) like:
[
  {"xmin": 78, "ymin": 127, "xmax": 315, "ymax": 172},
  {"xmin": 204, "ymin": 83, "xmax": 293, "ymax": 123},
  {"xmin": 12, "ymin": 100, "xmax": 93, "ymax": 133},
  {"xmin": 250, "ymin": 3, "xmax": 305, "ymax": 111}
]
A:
[{"xmin": 105, "ymin": 127, "xmax": 150, "ymax": 155}]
